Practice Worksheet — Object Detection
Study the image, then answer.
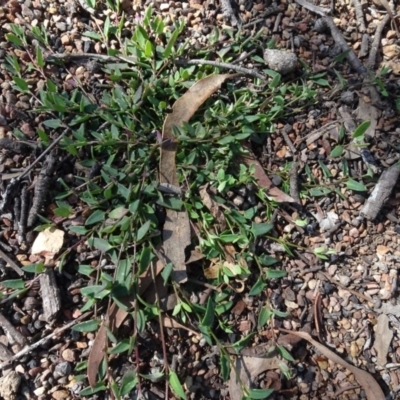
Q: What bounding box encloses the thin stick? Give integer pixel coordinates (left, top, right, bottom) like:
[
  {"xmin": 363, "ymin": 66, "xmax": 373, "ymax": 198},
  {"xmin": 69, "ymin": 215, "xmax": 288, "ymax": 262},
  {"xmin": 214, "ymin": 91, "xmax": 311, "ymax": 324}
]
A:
[
  {"xmin": 367, "ymin": 14, "xmax": 390, "ymax": 68},
  {"xmin": 322, "ymin": 16, "xmax": 367, "ymax": 75},
  {"xmin": 0, "ymin": 248, "xmax": 24, "ymax": 276},
  {"xmin": 0, "ymin": 311, "xmax": 92, "ymax": 370},
  {"xmin": 18, "ymin": 128, "xmax": 68, "ymax": 181},
  {"xmin": 289, "ymin": 162, "xmax": 301, "ymax": 204},
  {"xmin": 295, "ymin": 0, "xmax": 330, "ymax": 16},
  {"xmin": 351, "ymin": 0, "xmax": 366, "ymax": 32},
  {"xmin": 175, "ymin": 59, "xmax": 266, "ymax": 80}
]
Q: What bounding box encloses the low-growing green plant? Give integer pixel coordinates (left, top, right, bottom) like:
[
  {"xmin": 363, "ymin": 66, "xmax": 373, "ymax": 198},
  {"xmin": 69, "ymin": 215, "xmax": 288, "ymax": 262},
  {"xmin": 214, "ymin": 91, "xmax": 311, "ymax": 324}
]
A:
[{"xmin": 0, "ymin": 7, "xmax": 342, "ymax": 399}]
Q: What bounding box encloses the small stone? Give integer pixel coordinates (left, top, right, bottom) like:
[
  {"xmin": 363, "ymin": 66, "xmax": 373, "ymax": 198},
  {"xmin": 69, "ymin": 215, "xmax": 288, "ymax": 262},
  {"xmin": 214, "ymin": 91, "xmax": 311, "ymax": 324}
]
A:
[
  {"xmin": 308, "ymin": 279, "xmax": 317, "ymax": 290},
  {"xmin": 160, "ymin": 2, "xmax": 169, "ymax": 10},
  {"xmin": 349, "ymin": 227, "xmax": 359, "ymax": 238},
  {"xmin": 236, "ymin": 186, "xmax": 247, "ymax": 197},
  {"xmin": 340, "ymin": 90, "xmax": 355, "ymax": 105},
  {"xmin": 52, "ymin": 390, "xmax": 69, "ymax": 400},
  {"xmin": 60, "ymin": 35, "xmax": 69, "ymax": 45},
  {"xmin": 47, "ymin": 7, "xmax": 57, "ymax": 13},
  {"xmin": 233, "ymin": 195, "xmax": 244, "ymax": 207},
  {"xmin": 53, "ymin": 361, "xmax": 72, "ymax": 378},
  {"xmin": 62, "ymin": 349, "xmax": 76, "ymax": 362},
  {"xmin": 56, "ymin": 22, "xmax": 67, "ymax": 31},
  {"xmin": 264, "ymin": 49, "xmax": 298, "ymax": 75},
  {"xmin": 34, "ymin": 387, "xmax": 46, "ymax": 396},
  {"xmin": 338, "ymin": 275, "xmax": 351, "ymax": 286}
]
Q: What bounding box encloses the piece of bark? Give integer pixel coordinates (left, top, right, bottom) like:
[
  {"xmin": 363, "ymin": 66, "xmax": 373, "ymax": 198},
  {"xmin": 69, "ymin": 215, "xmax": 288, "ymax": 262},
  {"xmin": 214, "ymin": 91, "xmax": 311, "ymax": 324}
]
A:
[
  {"xmin": 0, "ymin": 313, "xmax": 26, "ymax": 347},
  {"xmin": 289, "ymin": 162, "xmax": 301, "ymax": 203},
  {"xmin": 360, "ymin": 164, "xmax": 400, "ymax": 220},
  {"xmin": 27, "ymin": 151, "xmax": 58, "ymax": 228},
  {"xmin": 0, "ymin": 343, "xmax": 13, "ymax": 362},
  {"xmin": 374, "ymin": 314, "xmax": 393, "ymax": 367},
  {"xmin": 0, "ymin": 370, "xmax": 21, "ymax": 400},
  {"xmin": 40, "ymin": 268, "xmax": 62, "ymax": 321}
]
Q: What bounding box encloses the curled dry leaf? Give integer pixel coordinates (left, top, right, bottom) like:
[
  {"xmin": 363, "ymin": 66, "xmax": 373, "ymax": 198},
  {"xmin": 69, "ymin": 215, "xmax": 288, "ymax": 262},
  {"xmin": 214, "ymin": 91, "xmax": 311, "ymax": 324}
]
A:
[
  {"xmin": 160, "ymin": 74, "xmax": 236, "ymax": 283},
  {"xmin": 88, "ymin": 321, "xmax": 107, "ymax": 388},
  {"xmin": 162, "ymin": 315, "xmax": 199, "ymax": 336},
  {"xmin": 229, "ymin": 347, "xmax": 281, "ymax": 400},
  {"xmin": 280, "ymin": 329, "xmax": 385, "ymax": 400},
  {"xmin": 199, "ymin": 184, "xmax": 227, "ymax": 231},
  {"xmin": 373, "ymin": 314, "xmax": 393, "ymax": 367}
]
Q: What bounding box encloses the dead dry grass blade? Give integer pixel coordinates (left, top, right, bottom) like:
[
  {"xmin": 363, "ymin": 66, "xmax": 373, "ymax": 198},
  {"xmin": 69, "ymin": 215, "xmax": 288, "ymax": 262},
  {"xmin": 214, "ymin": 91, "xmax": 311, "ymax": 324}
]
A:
[
  {"xmin": 280, "ymin": 329, "xmax": 385, "ymax": 400},
  {"xmin": 160, "ymin": 74, "xmax": 236, "ymax": 283}
]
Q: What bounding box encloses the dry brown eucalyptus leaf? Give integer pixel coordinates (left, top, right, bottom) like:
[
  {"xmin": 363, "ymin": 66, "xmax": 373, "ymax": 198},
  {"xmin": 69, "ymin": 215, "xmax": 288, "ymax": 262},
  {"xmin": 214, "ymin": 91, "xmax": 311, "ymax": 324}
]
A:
[
  {"xmin": 280, "ymin": 329, "xmax": 385, "ymax": 400},
  {"xmin": 160, "ymin": 74, "xmax": 236, "ymax": 283}
]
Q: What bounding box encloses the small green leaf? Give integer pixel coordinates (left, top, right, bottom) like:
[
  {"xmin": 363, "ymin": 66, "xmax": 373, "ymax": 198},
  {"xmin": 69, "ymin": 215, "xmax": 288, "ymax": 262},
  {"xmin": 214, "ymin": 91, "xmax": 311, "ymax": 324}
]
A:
[
  {"xmin": 346, "ymin": 178, "xmax": 367, "ymax": 192},
  {"xmin": 108, "ymin": 206, "xmax": 128, "ymax": 219},
  {"xmin": 258, "ymin": 307, "xmax": 272, "ymax": 328},
  {"xmin": 251, "ymin": 223, "xmax": 273, "ymax": 237},
  {"xmin": 201, "ymin": 297, "xmax": 214, "ymax": 328},
  {"xmin": 265, "ymin": 269, "xmax": 286, "ymax": 279},
  {"xmin": 72, "ymin": 319, "xmax": 100, "ymax": 332},
  {"xmin": 88, "ymin": 237, "xmax": 112, "ymax": 252},
  {"xmin": 257, "ymin": 254, "xmax": 278, "ymax": 266},
  {"xmin": 43, "ymin": 119, "xmax": 62, "ymax": 129},
  {"xmin": 22, "ymin": 263, "xmax": 45, "ymax": 274},
  {"xmin": 13, "ymin": 77, "xmax": 28, "ymax": 92},
  {"xmin": 249, "ymin": 278, "xmax": 266, "ymax": 296},
  {"xmin": 277, "ymin": 345, "xmax": 295, "ymax": 362},
  {"xmin": 54, "ymin": 207, "xmax": 72, "ymax": 217},
  {"xmin": 108, "ymin": 339, "xmax": 131, "ymax": 354},
  {"xmin": 169, "ymin": 371, "xmax": 187, "ymax": 400},
  {"xmin": 6, "ymin": 33, "xmax": 23, "ymax": 46},
  {"xmin": 247, "ymin": 388, "xmax": 274, "ymax": 399},
  {"xmin": 136, "ymin": 220, "xmax": 151, "ymax": 241},
  {"xmin": 120, "ymin": 370, "xmax": 138, "ymax": 396},
  {"xmin": 353, "ymin": 120, "xmax": 370, "ymax": 139},
  {"xmin": 68, "ymin": 226, "xmax": 88, "ymax": 235},
  {"xmin": 77, "ymin": 265, "xmax": 95, "ymax": 276},
  {"xmin": 1, "ymin": 279, "xmax": 25, "ymax": 289},
  {"xmin": 83, "ymin": 31, "xmax": 102, "ymax": 40},
  {"xmin": 220, "ymin": 353, "xmax": 230, "ymax": 381},
  {"xmin": 161, "ymin": 262, "xmax": 173, "ymax": 284},
  {"xmin": 85, "ymin": 210, "xmax": 106, "ymax": 226},
  {"xmin": 330, "ymin": 145, "xmax": 344, "ymax": 158},
  {"xmin": 79, "ymin": 382, "xmax": 107, "ymax": 396}
]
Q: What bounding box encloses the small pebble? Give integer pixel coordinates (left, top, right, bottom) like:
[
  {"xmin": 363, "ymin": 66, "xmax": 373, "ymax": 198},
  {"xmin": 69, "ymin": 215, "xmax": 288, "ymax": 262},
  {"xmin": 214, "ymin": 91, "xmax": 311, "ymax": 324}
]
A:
[
  {"xmin": 233, "ymin": 195, "xmax": 244, "ymax": 207},
  {"xmin": 53, "ymin": 361, "xmax": 72, "ymax": 378}
]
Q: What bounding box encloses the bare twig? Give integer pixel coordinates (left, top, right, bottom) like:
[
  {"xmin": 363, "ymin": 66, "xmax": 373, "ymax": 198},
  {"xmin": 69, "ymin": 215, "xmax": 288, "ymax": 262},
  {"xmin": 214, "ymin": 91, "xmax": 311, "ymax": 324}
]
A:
[
  {"xmin": 19, "ymin": 129, "xmax": 67, "ymax": 181},
  {"xmin": 295, "ymin": 0, "xmax": 330, "ymax": 16},
  {"xmin": 367, "ymin": 14, "xmax": 390, "ymax": 68},
  {"xmin": 359, "ymin": 33, "xmax": 370, "ymax": 58},
  {"xmin": 351, "ymin": 0, "xmax": 366, "ymax": 32},
  {"xmin": 360, "ymin": 163, "xmax": 400, "ymax": 220},
  {"xmin": 175, "ymin": 59, "xmax": 266, "ymax": 80},
  {"xmin": 273, "ymin": 13, "xmax": 283, "ymax": 33},
  {"xmin": 0, "ymin": 248, "xmax": 24, "ymax": 276},
  {"xmin": 322, "ymin": 16, "xmax": 367, "ymax": 74},
  {"xmin": 289, "ymin": 162, "xmax": 301, "ymax": 204}
]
